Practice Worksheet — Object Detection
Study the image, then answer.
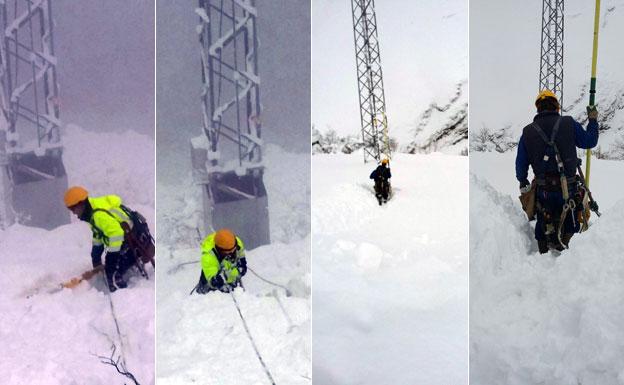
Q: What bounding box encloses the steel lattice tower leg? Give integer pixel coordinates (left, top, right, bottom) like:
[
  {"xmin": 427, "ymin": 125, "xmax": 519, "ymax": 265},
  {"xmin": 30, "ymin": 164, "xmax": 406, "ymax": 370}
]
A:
[
  {"xmin": 351, "ymin": 0, "xmax": 391, "ymax": 163},
  {"xmin": 191, "ymin": 0, "xmax": 270, "ymax": 249},
  {"xmin": 0, "ymin": 0, "xmax": 68, "ymax": 229},
  {"xmin": 539, "ymin": 0, "xmax": 565, "ymax": 107}
]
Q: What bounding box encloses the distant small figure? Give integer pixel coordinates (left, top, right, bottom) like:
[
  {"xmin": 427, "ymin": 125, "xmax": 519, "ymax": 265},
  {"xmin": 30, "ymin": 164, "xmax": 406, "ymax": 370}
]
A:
[
  {"xmin": 370, "ymin": 158, "xmax": 392, "ymax": 205},
  {"xmin": 515, "ymin": 90, "xmax": 598, "ymax": 253},
  {"xmin": 196, "ymin": 228, "xmax": 247, "ymax": 294},
  {"xmin": 64, "ymin": 186, "xmax": 151, "ymax": 292}
]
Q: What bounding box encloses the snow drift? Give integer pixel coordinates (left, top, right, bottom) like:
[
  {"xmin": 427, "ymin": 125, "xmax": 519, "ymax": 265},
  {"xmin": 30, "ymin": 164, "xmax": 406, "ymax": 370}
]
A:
[
  {"xmin": 312, "ymin": 152, "xmax": 468, "ymax": 384},
  {"xmin": 470, "ymin": 150, "xmax": 624, "ymax": 384}
]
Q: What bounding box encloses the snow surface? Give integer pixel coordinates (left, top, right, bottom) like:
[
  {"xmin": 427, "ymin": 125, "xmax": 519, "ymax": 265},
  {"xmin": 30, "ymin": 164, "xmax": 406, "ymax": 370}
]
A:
[
  {"xmin": 156, "ymin": 144, "xmax": 311, "ymax": 384},
  {"xmin": 0, "ymin": 125, "xmax": 155, "ymax": 384},
  {"xmin": 312, "ymin": 152, "xmax": 468, "ymax": 384},
  {"xmin": 470, "ymin": 152, "xmax": 624, "ymax": 384}
]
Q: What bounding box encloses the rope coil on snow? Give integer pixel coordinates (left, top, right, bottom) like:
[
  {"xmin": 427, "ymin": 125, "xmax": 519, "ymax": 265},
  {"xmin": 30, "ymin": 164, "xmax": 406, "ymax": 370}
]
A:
[{"xmin": 230, "ymin": 291, "xmax": 277, "ymax": 385}]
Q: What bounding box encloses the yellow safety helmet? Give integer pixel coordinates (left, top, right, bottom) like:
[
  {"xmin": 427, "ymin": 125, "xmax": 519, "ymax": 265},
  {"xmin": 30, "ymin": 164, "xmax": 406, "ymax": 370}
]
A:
[
  {"xmin": 215, "ymin": 228, "xmax": 236, "ymax": 252},
  {"xmin": 535, "ymin": 90, "xmax": 559, "ymax": 107},
  {"xmin": 381, "ymin": 158, "xmax": 389, "ymax": 165},
  {"xmin": 64, "ymin": 186, "xmax": 88, "ymax": 207}
]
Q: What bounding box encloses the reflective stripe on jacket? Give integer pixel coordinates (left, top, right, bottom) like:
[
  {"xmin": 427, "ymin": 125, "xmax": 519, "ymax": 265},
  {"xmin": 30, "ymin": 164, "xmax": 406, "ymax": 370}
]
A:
[
  {"xmin": 88, "ymin": 195, "xmax": 131, "ymax": 252},
  {"xmin": 200, "ymin": 232, "xmax": 246, "ymax": 285}
]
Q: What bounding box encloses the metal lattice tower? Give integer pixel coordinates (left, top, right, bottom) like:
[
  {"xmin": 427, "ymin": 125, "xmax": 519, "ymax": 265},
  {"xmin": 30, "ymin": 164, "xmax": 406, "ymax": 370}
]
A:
[
  {"xmin": 191, "ymin": 0, "xmax": 270, "ymax": 249},
  {"xmin": 351, "ymin": 0, "xmax": 390, "ymax": 163},
  {"xmin": 0, "ymin": 0, "xmax": 68, "ymax": 229},
  {"xmin": 539, "ymin": 0, "xmax": 565, "ymax": 106}
]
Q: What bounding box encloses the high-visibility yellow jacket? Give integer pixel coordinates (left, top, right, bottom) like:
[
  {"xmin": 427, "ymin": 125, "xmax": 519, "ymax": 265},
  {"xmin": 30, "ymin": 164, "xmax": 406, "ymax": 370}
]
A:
[
  {"xmin": 201, "ymin": 232, "xmax": 246, "ymax": 285},
  {"xmin": 88, "ymin": 195, "xmax": 131, "ymax": 252}
]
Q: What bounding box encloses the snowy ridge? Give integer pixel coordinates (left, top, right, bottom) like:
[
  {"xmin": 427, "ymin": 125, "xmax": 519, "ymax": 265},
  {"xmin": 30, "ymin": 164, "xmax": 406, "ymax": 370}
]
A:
[
  {"xmin": 313, "ymin": 152, "xmax": 468, "ymax": 384},
  {"xmin": 470, "ymin": 173, "xmax": 624, "ymax": 384},
  {"xmin": 312, "ymin": 82, "xmax": 468, "ymax": 156},
  {"xmin": 156, "ymin": 144, "xmax": 310, "ymax": 383},
  {"xmin": 0, "ymin": 125, "xmax": 155, "ymax": 384},
  {"xmin": 406, "ymin": 81, "xmax": 468, "ymax": 155}
]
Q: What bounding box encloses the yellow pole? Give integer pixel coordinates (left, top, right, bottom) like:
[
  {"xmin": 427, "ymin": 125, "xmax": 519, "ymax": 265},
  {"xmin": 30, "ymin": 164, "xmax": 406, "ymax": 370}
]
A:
[{"xmin": 586, "ymin": 0, "xmax": 600, "ymax": 187}]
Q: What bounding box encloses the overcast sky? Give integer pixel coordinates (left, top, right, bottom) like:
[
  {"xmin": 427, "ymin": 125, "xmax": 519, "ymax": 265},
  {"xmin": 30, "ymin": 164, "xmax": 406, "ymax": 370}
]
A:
[
  {"xmin": 312, "ymin": 0, "xmax": 467, "ymax": 142},
  {"xmin": 55, "ymin": 0, "xmax": 154, "ymax": 137}
]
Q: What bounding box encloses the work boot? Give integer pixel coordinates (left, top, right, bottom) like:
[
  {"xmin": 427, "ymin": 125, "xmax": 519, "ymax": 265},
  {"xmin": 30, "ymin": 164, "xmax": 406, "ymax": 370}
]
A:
[
  {"xmin": 561, "ymin": 233, "xmax": 573, "ymax": 248},
  {"xmin": 538, "ymin": 239, "xmax": 548, "ymax": 254}
]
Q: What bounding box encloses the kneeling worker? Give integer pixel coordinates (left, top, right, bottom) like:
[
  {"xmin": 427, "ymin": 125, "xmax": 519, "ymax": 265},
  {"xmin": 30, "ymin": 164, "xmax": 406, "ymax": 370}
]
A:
[{"xmin": 196, "ymin": 228, "xmax": 247, "ymax": 293}]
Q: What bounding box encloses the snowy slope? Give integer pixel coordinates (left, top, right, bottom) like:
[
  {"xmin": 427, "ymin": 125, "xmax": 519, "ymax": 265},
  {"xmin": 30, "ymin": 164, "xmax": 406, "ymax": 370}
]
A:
[
  {"xmin": 470, "ymin": 152, "xmax": 624, "ymax": 384},
  {"xmin": 312, "ymin": 152, "xmax": 468, "ymax": 384},
  {"xmin": 156, "ymin": 144, "xmax": 311, "ymax": 384},
  {"xmin": 0, "ymin": 125, "xmax": 155, "ymax": 384},
  {"xmin": 471, "ymin": 0, "xmax": 624, "ymax": 156}
]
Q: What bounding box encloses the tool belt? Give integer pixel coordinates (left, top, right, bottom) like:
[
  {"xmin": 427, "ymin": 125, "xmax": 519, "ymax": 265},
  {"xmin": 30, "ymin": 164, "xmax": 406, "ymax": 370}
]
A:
[{"xmin": 535, "ymin": 174, "xmax": 577, "ymax": 192}]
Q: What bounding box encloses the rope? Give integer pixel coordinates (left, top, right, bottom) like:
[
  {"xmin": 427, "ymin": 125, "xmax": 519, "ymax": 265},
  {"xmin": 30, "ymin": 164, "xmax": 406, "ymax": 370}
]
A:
[
  {"xmin": 230, "ymin": 291, "xmax": 277, "ymax": 385},
  {"xmin": 101, "ymin": 274, "xmax": 127, "ymax": 367},
  {"xmin": 272, "ymin": 289, "xmax": 294, "ymax": 331},
  {"xmin": 248, "ymin": 267, "xmax": 292, "ymax": 296}
]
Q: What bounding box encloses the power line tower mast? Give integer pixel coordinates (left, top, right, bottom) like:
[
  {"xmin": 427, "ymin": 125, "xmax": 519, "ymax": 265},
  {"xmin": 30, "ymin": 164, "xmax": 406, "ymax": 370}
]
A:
[
  {"xmin": 539, "ymin": 0, "xmax": 565, "ymax": 107},
  {"xmin": 351, "ymin": 0, "xmax": 391, "ymax": 163},
  {"xmin": 0, "ymin": 0, "xmax": 69, "ymax": 230},
  {"xmin": 191, "ymin": 0, "xmax": 270, "ymax": 249}
]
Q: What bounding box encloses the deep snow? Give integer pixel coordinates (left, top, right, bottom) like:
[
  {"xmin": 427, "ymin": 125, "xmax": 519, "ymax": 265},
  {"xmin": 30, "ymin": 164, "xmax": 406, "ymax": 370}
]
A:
[
  {"xmin": 156, "ymin": 144, "xmax": 311, "ymax": 384},
  {"xmin": 470, "ymin": 152, "xmax": 624, "ymax": 384},
  {"xmin": 0, "ymin": 125, "xmax": 155, "ymax": 384},
  {"xmin": 312, "ymin": 152, "xmax": 468, "ymax": 384}
]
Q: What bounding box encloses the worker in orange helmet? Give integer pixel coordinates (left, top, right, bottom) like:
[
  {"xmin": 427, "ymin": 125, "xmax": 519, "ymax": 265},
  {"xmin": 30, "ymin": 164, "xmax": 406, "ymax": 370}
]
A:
[
  {"xmin": 195, "ymin": 228, "xmax": 247, "ymax": 294},
  {"xmin": 64, "ymin": 186, "xmax": 136, "ymax": 292}
]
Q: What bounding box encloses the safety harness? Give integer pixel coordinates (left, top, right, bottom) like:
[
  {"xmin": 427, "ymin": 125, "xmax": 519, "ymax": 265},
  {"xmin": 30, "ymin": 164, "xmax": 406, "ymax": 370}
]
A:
[{"xmin": 531, "ymin": 118, "xmax": 586, "ymax": 249}]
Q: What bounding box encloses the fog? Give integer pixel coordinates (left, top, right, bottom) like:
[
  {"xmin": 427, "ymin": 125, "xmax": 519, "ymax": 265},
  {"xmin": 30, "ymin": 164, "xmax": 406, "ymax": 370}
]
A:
[
  {"xmin": 156, "ymin": 1, "xmax": 310, "ymax": 184},
  {"xmin": 55, "ymin": 0, "xmax": 155, "ymax": 137}
]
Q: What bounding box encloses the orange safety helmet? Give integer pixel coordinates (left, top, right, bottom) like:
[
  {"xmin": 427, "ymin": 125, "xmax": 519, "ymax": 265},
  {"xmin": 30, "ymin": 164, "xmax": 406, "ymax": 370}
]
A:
[
  {"xmin": 535, "ymin": 90, "xmax": 559, "ymax": 108},
  {"xmin": 215, "ymin": 228, "xmax": 237, "ymax": 252},
  {"xmin": 64, "ymin": 186, "xmax": 89, "ymax": 207}
]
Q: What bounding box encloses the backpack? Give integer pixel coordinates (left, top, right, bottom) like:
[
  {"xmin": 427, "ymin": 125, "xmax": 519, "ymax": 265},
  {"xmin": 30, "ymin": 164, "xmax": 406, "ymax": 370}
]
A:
[{"xmin": 120, "ymin": 205, "xmax": 155, "ymax": 267}]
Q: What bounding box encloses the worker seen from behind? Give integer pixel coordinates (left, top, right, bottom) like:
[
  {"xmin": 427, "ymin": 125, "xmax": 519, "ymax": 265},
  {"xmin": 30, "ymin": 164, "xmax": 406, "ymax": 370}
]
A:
[
  {"xmin": 516, "ymin": 90, "xmax": 598, "ymax": 253},
  {"xmin": 370, "ymin": 158, "xmax": 392, "ymax": 205}
]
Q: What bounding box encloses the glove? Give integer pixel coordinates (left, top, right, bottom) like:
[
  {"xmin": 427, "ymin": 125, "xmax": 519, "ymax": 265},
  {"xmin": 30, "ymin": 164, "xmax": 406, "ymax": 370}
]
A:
[
  {"xmin": 196, "ymin": 283, "xmax": 209, "ymax": 294},
  {"xmin": 519, "ymin": 180, "xmax": 531, "ymax": 194},
  {"xmin": 587, "ymin": 105, "xmax": 598, "ymax": 120},
  {"xmin": 210, "ymin": 274, "xmax": 225, "ymax": 289},
  {"xmin": 91, "ymin": 244, "xmax": 104, "ymax": 268},
  {"xmin": 237, "ymin": 258, "xmax": 247, "ymax": 276}
]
